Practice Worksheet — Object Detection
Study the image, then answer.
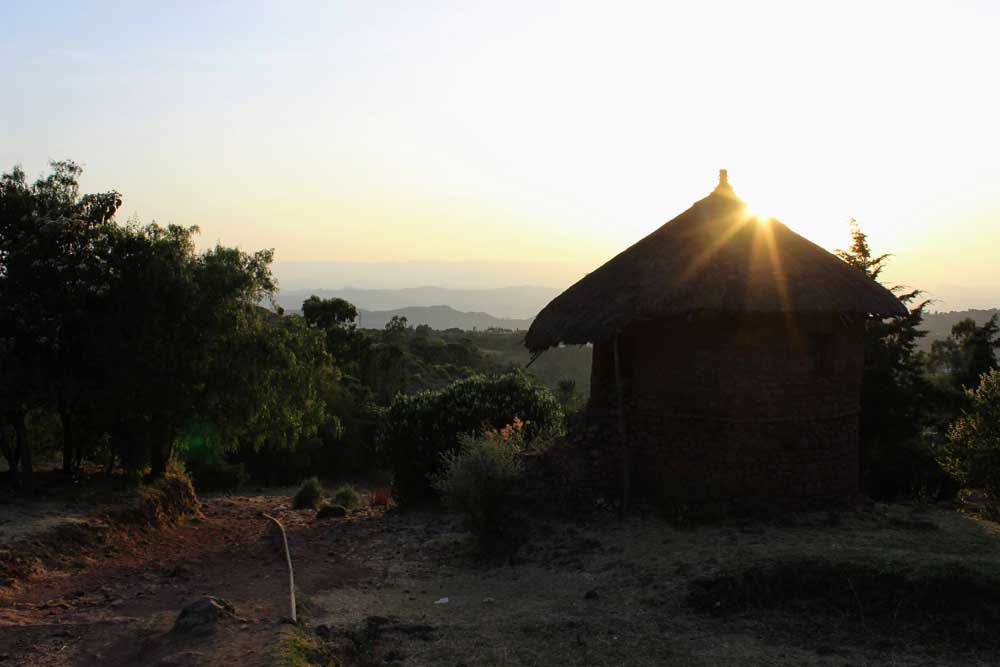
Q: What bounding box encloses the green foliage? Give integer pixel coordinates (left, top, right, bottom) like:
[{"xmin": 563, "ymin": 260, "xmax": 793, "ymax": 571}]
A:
[
  {"xmin": 378, "ymin": 371, "xmax": 564, "ymax": 503},
  {"xmin": 429, "ymin": 422, "xmax": 526, "ymax": 537},
  {"xmin": 332, "ymin": 483, "xmax": 363, "ymax": 509},
  {"xmin": 1, "ymin": 160, "xmax": 344, "ymax": 490},
  {"xmin": 940, "ymin": 370, "xmax": 1000, "ymax": 497},
  {"xmin": 0, "ymin": 161, "xmax": 124, "ymax": 489},
  {"xmin": 292, "ymin": 477, "xmax": 325, "ymax": 510}
]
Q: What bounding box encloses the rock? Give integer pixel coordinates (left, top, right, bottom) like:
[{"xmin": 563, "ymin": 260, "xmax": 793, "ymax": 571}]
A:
[
  {"xmin": 317, "ymin": 504, "xmax": 347, "ymax": 519},
  {"xmin": 173, "ymin": 596, "xmax": 236, "ymax": 634},
  {"xmin": 583, "ymin": 589, "xmax": 598, "ymax": 600}
]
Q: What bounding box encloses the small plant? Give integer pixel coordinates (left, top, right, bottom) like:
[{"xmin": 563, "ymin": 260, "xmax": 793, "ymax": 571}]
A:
[
  {"xmin": 333, "ymin": 483, "xmax": 363, "ymax": 509},
  {"xmin": 292, "ymin": 477, "xmax": 324, "ymax": 510},
  {"xmin": 429, "ymin": 419, "xmax": 526, "ymax": 538}
]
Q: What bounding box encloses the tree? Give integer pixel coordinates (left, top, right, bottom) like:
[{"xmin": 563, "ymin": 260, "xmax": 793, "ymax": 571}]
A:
[
  {"xmin": 930, "ymin": 316, "xmax": 1000, "ymax": 390},
  {"xmin": 302, "ymin": 295, "xmax": 368, "ymax": 367},
  {"xmin": 1, "ymin": 160, "xmax": 328, "ymax": 484},
  {"xmin": 224, "ymin": 314, "xmax": 339, "ymax": 484},
  {"xmin": 0, "ymin": 161, "xmax": 122, "ymax": 486},
  {"xmin": 302, "ymin": 295, "xmax": 357, "ymax": 330},
  {"xmin": 835, "ymin": 220, "xmax": 939, "ymax": 498},
  {"xmin": 384, "ymin": 315, "xmax": 409, "ymax": 336},
  {"xmin": 96, "ymin": 223, "xmax": 280, "ymax": 477}
]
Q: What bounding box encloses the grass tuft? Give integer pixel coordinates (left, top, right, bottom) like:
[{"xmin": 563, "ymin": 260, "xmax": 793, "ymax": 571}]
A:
[
  {"xmin": 293, "ymin": 477, "xmax": 324, "ymax": 510},
  {"xmin": 274, "ymin": 625, "xmax": 334, "ymax": 667},
  {"xmin": 332, "ymin": 483, "xmax": 362, "ymax": 510}
]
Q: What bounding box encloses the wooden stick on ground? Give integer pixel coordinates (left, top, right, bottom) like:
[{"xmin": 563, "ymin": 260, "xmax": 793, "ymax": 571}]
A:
[{"xmin": 262, "ymin": 512, "xmax": 296, "ymax": 624}]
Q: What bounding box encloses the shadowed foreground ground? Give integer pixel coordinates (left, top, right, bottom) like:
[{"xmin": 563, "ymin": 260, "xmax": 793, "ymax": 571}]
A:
[{"xmin": 2, "ymin": 489, "xmax": 999, "ymax": 666}]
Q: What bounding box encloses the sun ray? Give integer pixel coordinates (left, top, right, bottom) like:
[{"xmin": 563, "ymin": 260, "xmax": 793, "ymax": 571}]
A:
[
  {"xmin": 676, "ymin": 209, "xmax": 752, "ymax": 285},
  {"xmin": 750, "ymin": 215, "xmax": 803, "ymax": 344}
]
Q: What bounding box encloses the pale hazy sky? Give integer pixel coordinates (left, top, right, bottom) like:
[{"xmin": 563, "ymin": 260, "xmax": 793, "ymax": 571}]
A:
[{"xmin": 2, "ymin": 1, "xmax": 998, "ymax": 306}]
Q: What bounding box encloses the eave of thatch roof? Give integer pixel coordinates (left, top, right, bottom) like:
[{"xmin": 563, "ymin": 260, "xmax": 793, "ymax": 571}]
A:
[{"xmin": 525, "ymin": 174, "xmax": 908, "ymax": 353}]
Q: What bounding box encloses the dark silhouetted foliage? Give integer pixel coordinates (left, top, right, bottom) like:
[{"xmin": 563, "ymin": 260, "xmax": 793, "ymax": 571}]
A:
[
  {"xmin": 836, "ymin": 221, "xmax": 953, "ymax": 500},
  {"xmin": 378, "ymin": 371, "xmax": 563, "ymax": 504},
  {"xmin": 292, "ymin": 477, "xmax": 324, "ymax": 510}
]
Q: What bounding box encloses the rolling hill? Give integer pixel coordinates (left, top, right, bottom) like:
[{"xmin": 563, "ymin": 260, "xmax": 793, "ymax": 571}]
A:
[{"xmin": 356, "ymin": 305, "xmax": 533, "ymax": 331}]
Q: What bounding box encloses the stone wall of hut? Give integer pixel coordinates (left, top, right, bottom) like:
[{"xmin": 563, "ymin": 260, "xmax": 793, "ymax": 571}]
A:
[{"xmin": 583, "ymin": 313, "xmax": 865, "ymax": 508}]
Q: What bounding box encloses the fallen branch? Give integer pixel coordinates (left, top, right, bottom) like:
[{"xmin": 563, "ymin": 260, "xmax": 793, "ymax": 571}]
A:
[{"xmin": 262, "ymin": 512, "xmax": 296, "ymax": 624}]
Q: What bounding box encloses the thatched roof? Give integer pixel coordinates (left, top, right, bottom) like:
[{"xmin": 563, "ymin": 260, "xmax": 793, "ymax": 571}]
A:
[{"xmin": 525, "ymin": 171, "xmax": 907, "ymax": 352}]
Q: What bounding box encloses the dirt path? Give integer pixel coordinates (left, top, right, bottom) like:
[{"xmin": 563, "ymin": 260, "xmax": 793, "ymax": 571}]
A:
[{"xmin": 0, "ymin": 492, "xmax": 352, "ymax": 667}]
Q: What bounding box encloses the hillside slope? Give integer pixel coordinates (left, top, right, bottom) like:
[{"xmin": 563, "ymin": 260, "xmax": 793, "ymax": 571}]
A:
[{"xmin": 357, "ymin": 305, "xmax": 532, "ymax": 331}]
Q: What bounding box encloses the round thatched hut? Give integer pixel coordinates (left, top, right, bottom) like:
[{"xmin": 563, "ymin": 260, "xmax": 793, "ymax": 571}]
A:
[{"xmin": 526, "ymin": 171, "xmax": 906, "ymax": 508}]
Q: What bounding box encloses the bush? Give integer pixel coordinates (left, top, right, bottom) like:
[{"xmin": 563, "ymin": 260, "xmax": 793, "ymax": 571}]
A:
[
  {"xmin": 378, "ymin": 371, "xmax": 563, "ymax": 503},
  {"xmin": 292, "ymin": 477, "xmax": 324, "ymax": 510},
  {"xmin": 429, "ymin": 421, "xmax": 526, "ymax": 538},
  {"xmin": 332, "ymin": 483, "xmax": 362, "ymax": 509},
  {"xmin": 940, "ymin": 369, "xmax": 1000, "ymax": 497},
  {"xmin": 129, "ymin": 466, "xmax": 203, "ymax": 527}
]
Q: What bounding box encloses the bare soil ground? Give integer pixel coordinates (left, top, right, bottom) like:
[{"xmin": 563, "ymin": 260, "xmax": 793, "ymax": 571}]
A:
[
  {"xmin": 0, "ymin": 488, "xmax": 334, "ymax": 667},
  {"xmin": 2, "ymin": 487, "xmax": 999, "ymax": 667},
  {"xmin": 304, "ymin": 503, "xmax": 1000, "ymax": 667}
]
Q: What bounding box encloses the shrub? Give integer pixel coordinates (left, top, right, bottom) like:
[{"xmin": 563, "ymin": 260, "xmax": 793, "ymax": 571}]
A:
[
  {"xmin": 429, "ymin": 421, "xmax": 526, "ymax": 538},
  {"xmin": 333, "ymin": 483, "xmax": 362, "ymax": 509},
  {"xmin": 940, "ymin": 369, "xmax": 1000, "ymax": 497},
  {"xmin": 378, "ymin": 371, "xmax": 563, "ymax": 503},
  {"xmin": 129, "ymin": 466, "xmax": 203, "ymax": 527},
  {"xmin": 292, "ymin": 477, "xmax": 324, "ymax": 510}
]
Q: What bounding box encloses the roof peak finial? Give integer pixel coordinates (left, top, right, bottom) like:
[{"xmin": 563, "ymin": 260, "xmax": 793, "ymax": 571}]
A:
[{"xmin": 712, "ymin": 169, "xmax": 733, "ymax": 195}]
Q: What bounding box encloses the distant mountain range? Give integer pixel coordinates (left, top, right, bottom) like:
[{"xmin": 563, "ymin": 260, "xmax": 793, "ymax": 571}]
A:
[
  {"xmin": 274, "ymin": 286, "xmax": 560, "ymax": 320},
  {"xmin": 273, "ymin": 285, "xmax": 997, "ymax": 342},
  {"xmin": 356, "ymin": 305, "xmax": 532, "ymax": 331}
]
